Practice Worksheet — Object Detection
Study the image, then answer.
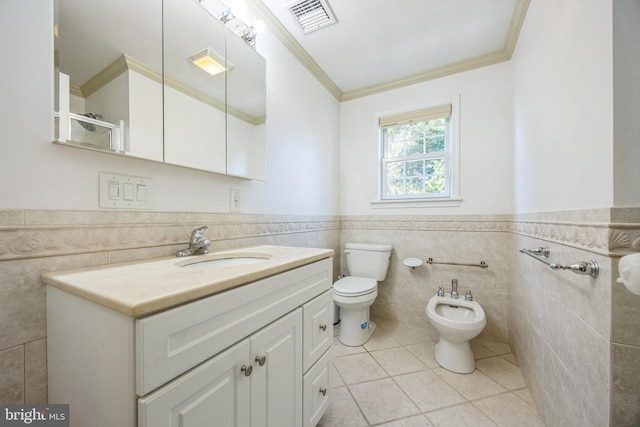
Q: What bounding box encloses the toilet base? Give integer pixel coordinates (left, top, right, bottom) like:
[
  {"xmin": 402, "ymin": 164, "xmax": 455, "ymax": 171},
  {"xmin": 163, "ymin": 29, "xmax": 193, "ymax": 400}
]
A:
[
  {"xmin": 434, "ymin": 337, "xmax": 476, "ymax": 374},
  {"xmin": 338, "ymin": 308, "xmax": 376, "ymax": 346}
]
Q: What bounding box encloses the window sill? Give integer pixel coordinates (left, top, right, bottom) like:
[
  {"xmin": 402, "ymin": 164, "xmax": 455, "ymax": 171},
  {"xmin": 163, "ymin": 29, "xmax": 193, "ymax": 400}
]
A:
[{"xmin": 371, "ymin": 198, "xmax": 462, "ymax": 209}]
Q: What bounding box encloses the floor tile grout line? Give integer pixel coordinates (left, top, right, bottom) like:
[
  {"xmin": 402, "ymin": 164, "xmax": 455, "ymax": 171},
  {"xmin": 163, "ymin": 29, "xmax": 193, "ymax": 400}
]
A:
[
  {"xmin": 330, "ymin": 322, "xmax": 541, "ymax": 427},
  {"xmin": 342, "ymin": 382, "xmax": 375, "ymax": 426}
]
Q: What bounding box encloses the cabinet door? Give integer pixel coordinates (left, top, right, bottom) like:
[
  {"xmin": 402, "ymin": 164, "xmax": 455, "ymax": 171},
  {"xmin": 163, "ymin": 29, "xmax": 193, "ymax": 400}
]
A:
[
  {"xmin": 250, "ymin": 309, "xmax": 303, "ymax": 427},
  {"xmin": 302, "ymin": 290, "xmax": 333, "ymax": 372},
  {"xmin": 303, "ymin": 349, "xmax": 332, "ymax": 427},
  {"xmin": 138, "ymin": 340, "xmax": 251, "ymax": 427}
]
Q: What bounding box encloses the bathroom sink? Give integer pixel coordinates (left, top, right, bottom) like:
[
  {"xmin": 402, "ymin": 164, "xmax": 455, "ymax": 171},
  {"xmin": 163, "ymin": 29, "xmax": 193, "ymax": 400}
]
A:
[{"xmin": 176, "ymin": 253, "xmax": 272, "ymax": 269}]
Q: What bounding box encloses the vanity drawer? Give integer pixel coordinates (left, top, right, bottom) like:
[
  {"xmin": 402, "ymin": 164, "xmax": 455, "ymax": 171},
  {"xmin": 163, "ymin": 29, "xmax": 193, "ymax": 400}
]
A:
[
  {"xmin": 303, "ymin": 348, "xmax": 332, "ymax": 427},
  {"xmin": 136, "ymin": 258, "xmax": 332, "ymax": 396},
  {"xmin": 302, "ymin": 289, "xmax": 333, "ymax": 372}
]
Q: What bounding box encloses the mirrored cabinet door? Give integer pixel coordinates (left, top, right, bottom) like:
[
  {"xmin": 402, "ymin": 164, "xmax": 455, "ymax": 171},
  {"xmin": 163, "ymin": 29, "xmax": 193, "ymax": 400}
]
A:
[
  {"xmin": 54, "ymin": 0, "xmax": 266, "ymax": 180},
  {"xmin": 54, "ymin": 0, "xmax": 164, "ymax": 161},
  {"xmin": 225, "ymin": 26, "xmax": 267, "ymax": 181},
  {"xmin": 162, "ymin": 0, "xmax": 227, "ymax": 174}
]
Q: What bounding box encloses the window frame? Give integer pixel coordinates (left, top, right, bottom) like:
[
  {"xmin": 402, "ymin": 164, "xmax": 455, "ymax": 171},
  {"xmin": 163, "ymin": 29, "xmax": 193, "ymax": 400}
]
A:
[{"xmin": 374, "ymin": 97, "xmax": 461, "ymax": 208}]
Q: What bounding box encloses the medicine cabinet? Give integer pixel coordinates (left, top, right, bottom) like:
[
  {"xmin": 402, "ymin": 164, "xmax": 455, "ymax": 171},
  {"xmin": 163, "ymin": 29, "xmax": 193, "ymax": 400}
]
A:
[{"xmin": 53, "ymin": 0, "xmax": 266, "ymax": 180}]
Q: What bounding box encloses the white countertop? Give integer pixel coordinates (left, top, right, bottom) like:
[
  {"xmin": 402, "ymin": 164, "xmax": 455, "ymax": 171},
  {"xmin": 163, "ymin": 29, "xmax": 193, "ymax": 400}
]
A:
[{"xmin": 41, "ymin": 245, "xmax": 334, "ymax": 317}]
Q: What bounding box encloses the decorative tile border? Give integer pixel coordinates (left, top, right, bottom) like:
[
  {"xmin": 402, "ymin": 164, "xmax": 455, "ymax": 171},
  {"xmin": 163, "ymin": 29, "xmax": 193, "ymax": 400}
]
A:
[
  {"xmin": 0, "ymin": 211, "xmax": 340, "ymax": 261},
  {"xmin": 0, "ymin": 209, "xmax": 638, "ymax": 261},
  {"xmin": 342, "ymin": 210, "xmax": 640, "ymax": 256}
]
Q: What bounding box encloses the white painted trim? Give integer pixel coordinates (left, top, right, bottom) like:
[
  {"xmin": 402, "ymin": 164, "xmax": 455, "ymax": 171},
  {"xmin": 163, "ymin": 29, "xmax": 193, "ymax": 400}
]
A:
[
  {"xmin": 247, "ymin": 0, "xmax": 530, "ymax": 102},
  {"xmin": 371, "ymin": 198, "xmax": 462, "ymax": 209}
]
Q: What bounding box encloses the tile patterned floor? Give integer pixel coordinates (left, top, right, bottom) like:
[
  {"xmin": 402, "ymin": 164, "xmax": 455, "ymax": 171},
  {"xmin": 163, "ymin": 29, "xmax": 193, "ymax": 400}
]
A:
[{"xmin": 318, "ymin": 320, "xmax": 544, "ymax": 427}]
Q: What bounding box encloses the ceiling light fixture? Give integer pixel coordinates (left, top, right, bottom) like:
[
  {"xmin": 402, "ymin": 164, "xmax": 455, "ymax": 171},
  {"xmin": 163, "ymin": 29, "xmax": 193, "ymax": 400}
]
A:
[{"xmin": 187, "ymin": 48, "xmax": 232, "ymax": 76}]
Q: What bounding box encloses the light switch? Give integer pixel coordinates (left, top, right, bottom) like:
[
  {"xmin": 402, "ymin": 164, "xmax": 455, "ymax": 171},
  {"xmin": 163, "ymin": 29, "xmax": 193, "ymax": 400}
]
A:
[
  {"xmin": 108, "ymin": 181, "xmax": 120, "ymax": 200},
  {"xmin": 123, "ymin": 183, "xmax": 135, "ymax": 201},
  {"xmin": 137, "ymin": 184, "xmax": 147, "ymax": 201},
  {"xmin": 99, "ymin": 172, "xmax": 153, "ymax": 209}
]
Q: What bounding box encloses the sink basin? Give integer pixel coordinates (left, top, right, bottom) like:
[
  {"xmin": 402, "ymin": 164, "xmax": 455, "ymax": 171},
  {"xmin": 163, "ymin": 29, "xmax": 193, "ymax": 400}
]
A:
[{"xmin": 176, "ymin": 252, "xmax": 272, "ymax": 269}]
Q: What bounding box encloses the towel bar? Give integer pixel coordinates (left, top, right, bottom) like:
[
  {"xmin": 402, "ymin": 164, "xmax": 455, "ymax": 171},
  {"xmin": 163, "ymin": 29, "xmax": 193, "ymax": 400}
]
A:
[
  {"xmin": 519, "ymin": 247, "xmax": 599, "ymax": 278},
  {"xmin": 426, "ymin": 258, "xmax": 488, "ymax": 269}
]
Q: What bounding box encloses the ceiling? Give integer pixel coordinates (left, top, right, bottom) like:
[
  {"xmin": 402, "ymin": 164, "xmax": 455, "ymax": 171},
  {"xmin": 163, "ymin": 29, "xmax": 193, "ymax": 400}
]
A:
[{"xmin": 249, "ymin": 0, "xmax": 530, "ymax": 101}]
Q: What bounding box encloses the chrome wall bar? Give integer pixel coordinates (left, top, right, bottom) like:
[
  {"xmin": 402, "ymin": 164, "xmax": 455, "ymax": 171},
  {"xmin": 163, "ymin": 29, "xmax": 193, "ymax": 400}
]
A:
[
  {"xmin": 519, "ymin": 246, "xmax": 599, "ymax": 278},
  {"xmin": 426, "ymin": 258, "xmax": 488, "ymax": 269}
]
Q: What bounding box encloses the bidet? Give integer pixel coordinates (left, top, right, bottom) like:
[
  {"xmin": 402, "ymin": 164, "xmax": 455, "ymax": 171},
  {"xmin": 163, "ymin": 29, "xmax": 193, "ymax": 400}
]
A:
[{"xmin": 426, "ymin": 292, "xmax": 486, "ymax": 373}]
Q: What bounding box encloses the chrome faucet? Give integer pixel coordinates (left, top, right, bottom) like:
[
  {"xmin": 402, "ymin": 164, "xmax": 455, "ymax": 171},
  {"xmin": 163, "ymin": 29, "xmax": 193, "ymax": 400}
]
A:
[
  {"xmin": 450, "ymin": 278, "xmax": 459, "ymax": 299},
  {"xmin": 176, "ymin": 226, "xmax": 212, "ymax": 257},
  {"xmin": 465, "ymin": 289, "xmax": 473, "ymax": 301}
]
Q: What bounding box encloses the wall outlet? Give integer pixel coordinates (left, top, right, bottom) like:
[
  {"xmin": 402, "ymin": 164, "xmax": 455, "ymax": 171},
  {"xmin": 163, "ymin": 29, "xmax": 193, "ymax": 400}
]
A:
[{"xmin": 230, "ymin": 189, "xmax": 241, "ymax": 212}]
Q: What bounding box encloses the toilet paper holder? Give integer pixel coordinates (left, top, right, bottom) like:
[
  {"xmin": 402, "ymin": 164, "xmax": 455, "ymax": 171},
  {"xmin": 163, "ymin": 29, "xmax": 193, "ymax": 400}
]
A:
[{"xmin": 617, "ymin": 253, "xmax": 640, "ymax": 295}]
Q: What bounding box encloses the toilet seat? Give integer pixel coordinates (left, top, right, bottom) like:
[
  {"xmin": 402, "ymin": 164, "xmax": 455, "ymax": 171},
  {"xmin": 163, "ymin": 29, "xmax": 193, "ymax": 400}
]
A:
[{"xmin": 333, "ymin": 277, "xmax": 377, "ymax": 297}]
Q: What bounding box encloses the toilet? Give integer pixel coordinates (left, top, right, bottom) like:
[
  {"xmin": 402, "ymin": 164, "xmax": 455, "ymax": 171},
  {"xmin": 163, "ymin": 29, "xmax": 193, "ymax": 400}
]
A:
[
  {"xmin": 426, "ymin": 293, "xmax": 486, "ymax": 373},
  {"xmin": 333, "ymin": 243, "xmax": 392, "ymax": 346}
]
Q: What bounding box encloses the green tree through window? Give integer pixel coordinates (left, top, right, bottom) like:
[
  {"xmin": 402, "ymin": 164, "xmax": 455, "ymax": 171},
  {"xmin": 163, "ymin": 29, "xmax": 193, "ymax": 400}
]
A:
[{"xmin": 381, "ymin": 109, "xmax": 450, "ymax": 199}]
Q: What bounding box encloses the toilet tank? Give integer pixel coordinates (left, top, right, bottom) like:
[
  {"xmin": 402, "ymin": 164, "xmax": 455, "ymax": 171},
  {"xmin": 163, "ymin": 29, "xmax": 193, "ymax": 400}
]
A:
[{"xmin": 345, "ymin": 243, "xmax": 392, "ymax": 281}]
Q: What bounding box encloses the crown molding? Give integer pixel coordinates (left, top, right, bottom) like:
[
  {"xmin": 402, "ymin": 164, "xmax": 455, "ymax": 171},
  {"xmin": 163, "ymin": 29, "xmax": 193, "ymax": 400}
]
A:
[
  {"xmin": 246, "ymin": 0, "xmax": 343, "ymax": 101},
  {"xmin": 341, "ymin": 50, "xmax": 512, "ymax": 101},
  {"xmin": 78, "ymin": 55, "xmax": 264, "ymax": 125},
  {"xmin": 248, "ymin": 0, "xmax": 530, "ymax": 102}
]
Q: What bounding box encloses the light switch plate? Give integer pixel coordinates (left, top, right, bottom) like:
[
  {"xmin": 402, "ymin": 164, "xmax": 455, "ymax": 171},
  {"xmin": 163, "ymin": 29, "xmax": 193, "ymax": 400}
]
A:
[{"xmin": 99, "ymin": 172, "xmax": 153, "ymax": 209}]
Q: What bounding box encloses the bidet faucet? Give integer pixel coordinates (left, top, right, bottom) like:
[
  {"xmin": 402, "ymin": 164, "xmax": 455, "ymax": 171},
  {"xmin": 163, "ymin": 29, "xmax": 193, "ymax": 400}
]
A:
[
  {"xmin": 451, "ymin": 278, "xmax": 459, "ymax": 299},
  {"xmin": 176, "ymin": 226, "xmax": 212, "ymax": 257}
]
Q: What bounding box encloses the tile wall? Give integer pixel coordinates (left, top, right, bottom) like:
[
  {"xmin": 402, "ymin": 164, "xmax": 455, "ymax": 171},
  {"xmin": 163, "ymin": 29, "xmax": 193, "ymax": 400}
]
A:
[
  {"xmin": 0, "ymin": 210, "xmax": 341, "ymax": 404},
  {"xmin": 342, "ymin": 209, "xmax": 640, "ymax": 427},
  {"xmin": 509, "ymin": 209, "xmax": 640, "ymax": 427},
  {"xmin": 1, "ymin": 208, "xmax": 639, "ymax": 425},
  {"xmin": 341, "ymin": 215, "xmax": 514, "ymax": 342}
]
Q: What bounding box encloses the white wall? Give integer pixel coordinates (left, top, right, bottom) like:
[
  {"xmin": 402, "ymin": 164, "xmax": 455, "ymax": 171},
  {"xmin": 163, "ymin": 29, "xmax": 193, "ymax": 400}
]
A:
[
  {"xmin": 0, "ymin": 0, "xmax": 340, "ymax": 216},
  {"xmin": 613, "ymin": 0, "xmax": 640, "ymax": 207},
  {"xmin": 511, "ymin": 0, "xmax": 614, "ymax": 214},
  {"xmin": 340, "ymin": 62, "xmax": 514, "ymax": 216}
]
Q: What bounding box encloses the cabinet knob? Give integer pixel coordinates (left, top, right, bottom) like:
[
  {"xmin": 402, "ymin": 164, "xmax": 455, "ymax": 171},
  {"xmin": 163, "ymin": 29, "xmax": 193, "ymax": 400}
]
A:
[
  {"xmin": 241, "ymin": 365, "xmax": 253, "ymax": 377},
  {"xmin": 319, "ymin": 387, "xmax": 327, "ymax": 396},
  {"xmin": 319, "ymin": 324, "xmax": 327, "ymax": 332},
  {"xmin": 255, "ymin": 355, "xmax": 266, "ymax": 366}
]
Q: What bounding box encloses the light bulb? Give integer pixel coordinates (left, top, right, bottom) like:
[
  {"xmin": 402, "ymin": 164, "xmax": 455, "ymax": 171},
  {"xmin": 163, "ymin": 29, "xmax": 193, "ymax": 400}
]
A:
[
  {"xmin": 229, "ymin": 0, "xmax": 248, "ymax": 20},
  {"xmin": 253, "ymin": 19, "xmax": 266, "ymax": 34}
]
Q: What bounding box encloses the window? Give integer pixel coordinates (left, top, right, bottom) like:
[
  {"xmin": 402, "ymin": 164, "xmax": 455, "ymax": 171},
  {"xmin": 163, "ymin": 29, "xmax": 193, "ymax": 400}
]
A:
[{"xmin": 378, "ymin": 103, "xmax": 458, "ymax": 203}]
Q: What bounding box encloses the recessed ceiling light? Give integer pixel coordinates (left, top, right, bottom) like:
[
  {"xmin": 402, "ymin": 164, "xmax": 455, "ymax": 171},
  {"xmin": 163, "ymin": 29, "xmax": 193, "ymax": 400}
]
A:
[{"xmin": 187, "ymin": 48, "xmax": 232, "ymax": 76}]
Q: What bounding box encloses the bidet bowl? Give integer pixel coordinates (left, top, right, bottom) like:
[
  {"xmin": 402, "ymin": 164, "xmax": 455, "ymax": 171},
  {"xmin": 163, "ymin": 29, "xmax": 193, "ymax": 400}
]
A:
[{"xmin": 426, "ymin": 295, "xmax": 486, "ymax": 339}]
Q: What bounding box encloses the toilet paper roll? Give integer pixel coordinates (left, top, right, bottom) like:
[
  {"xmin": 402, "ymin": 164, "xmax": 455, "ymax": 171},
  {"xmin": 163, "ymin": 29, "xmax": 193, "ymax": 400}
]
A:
[
  {"xmin": 403, "ymin": 258, "xmax": 423, "ymax": 268},
  {"xmin": 617, "ymin": 253, "xmax": 640, "ymax": 296}
]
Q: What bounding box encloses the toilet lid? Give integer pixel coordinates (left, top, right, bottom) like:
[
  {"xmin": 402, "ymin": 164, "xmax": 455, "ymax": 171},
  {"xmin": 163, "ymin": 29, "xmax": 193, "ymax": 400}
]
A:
[{"xmin": 333, "ymin": 277, "xmax": 377, "ymax": 297}]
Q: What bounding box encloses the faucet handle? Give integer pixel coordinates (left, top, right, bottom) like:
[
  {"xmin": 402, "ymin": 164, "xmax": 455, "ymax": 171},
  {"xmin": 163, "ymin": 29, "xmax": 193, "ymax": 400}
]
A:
[
  {"xmin": 465, "ymin": 289, "xmax": 473, "ymax": 301},
  {"xmin": 189, "ymin": 226, "xmax": 209, "ymax": 244},
  {"xmin": 437, "ymin": 286, "xmax": 445, "ymax": 297}
]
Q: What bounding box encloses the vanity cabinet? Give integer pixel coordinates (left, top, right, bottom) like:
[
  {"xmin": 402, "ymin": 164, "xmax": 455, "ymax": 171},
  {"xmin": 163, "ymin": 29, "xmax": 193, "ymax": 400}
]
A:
[
  {"xmin": 47, "ymin": 257, "xmax": 333, "ymax": 427},
  {"xmin": 139, "ymin": 309, "xmax": 302, "ymax": 427}
]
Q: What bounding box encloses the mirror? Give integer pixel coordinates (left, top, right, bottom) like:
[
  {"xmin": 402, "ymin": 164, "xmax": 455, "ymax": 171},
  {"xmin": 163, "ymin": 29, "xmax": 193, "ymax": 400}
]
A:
[
  {"xmin": 54, "ymin": 0, "xmax": 266, "ymax": 180},
  {"xmin": 162, "ymin": 0, "xmax": 227, "ymax": 174},
  {"xmin": 226, "ymin": 25, "xmax": 267, "ymax": 179},
  {"xmin": 54, "ymin": 0, "xmax": 164, "ymax": 161}
]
